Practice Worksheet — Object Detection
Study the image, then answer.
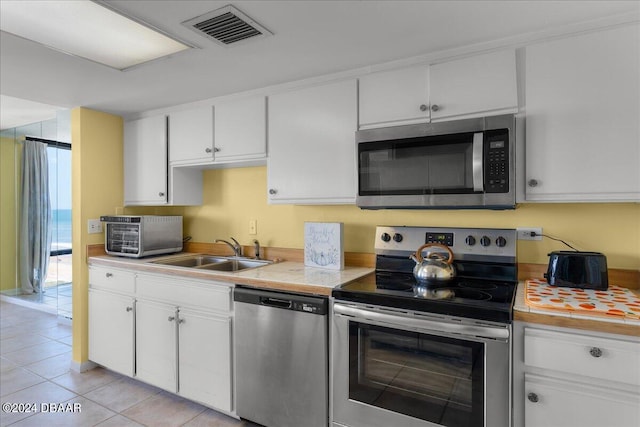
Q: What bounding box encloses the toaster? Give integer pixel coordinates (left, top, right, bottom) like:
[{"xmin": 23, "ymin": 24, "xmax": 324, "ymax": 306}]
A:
[{"xmin": 544, "ymin": 251, "xmax": 608, "ymax": 290}]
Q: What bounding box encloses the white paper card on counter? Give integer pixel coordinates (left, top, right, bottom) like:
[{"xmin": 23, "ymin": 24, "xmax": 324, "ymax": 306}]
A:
[{"xmin": 304, "ymin": 222, "xmax": 344, "ymax": 270}]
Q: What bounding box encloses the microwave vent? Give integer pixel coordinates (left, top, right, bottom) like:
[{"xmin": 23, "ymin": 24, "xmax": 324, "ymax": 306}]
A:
[{"xmin": 182, "ymin": 5, "xmax": 272, "ymax": 46}]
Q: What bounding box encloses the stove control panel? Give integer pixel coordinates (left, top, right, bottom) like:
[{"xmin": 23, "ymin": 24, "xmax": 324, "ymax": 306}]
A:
[{"xmin": 376, "ymin": 226, "xmax": 516, "ymax": 262}]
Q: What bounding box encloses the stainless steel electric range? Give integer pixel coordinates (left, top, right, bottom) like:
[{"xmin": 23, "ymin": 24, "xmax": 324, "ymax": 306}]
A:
[{"xmin": 331, "ymin": 226, "xmax": 518, "ymax": 427}]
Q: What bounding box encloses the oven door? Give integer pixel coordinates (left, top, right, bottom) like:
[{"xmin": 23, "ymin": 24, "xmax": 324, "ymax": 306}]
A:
[
  {"xmin": 105, "ymin": 223, "xmax": 141, "ymax": 257},
  {"xmin": 331, "ymin": 302, "xmax": 511, "ymax": 427}
]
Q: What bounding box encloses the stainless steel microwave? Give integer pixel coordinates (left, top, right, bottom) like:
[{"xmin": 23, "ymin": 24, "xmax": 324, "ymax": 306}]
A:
[
  {"xmin": 356, "ymin": 114, "xmax": 520, "ymax": 209},
  {"xmin": 100, "ymin": 215, "xmax": 183, "ymax": 258}
]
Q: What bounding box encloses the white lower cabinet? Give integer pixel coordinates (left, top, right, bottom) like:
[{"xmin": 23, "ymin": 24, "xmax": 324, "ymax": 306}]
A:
[
  {"xmin": 524, "ymin": 373, "xmax": 639, "ymax": 427},
  {"xmin": 88, "ymin": 266, "xmax": 234, "ymax": 414},
  {"xmin": 88, "ymin": 266, "xmax": 136, "ymax": 377},
  {"xmin": 88, "ymin": 289, "xmax": 135, "ymax": 377},
  {"xmin": 135, "ymin": 300, "xmax": 178, "ymax": 392},
  {"xmin": 135, "ymin": 301, "xmax": 233, "ymax": 412},
  {"xmin": 178, "ymin": 308, "xmax": 232, "ymax": 411},
  {"xmin": 513, "ymin": 322, "xmax": 640, "ymax": 427}
]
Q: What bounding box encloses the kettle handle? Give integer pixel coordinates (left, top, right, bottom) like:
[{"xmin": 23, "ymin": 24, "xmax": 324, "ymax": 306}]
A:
[{"xmin": 414, "ymin": 243, "xmax": 454, "ymax": 265}]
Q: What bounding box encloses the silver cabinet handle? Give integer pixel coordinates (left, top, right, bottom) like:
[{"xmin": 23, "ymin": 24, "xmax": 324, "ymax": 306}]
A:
[
  {"xmin": 205, "ymin": 147, "xmax": 212, "ymax": 153},
  {"xmin": 431, "ymin": 104, "xmax": 440, "ymax": 112},
  {"xmin": 214, "ymin": 147, "xmax": 220, "ymax": 152},
  {"xmin": 269, "ymin": 188, "xmax": 277, "ymax": 195},
  {"xmin": 177, "ymin": 318, "xmax": 185, "ymax": 324},
  {"xmin": 527, "ymin": 392, "xmax": 539, "ymax": 403},
  {"xmin": 419, "ymin": 104, "xmax": 428, "ymax": 112},
  {"xmin": 589, "ymin": 347, "xmax": 603, "ymax": 358},
  {"xmin": 126, "ymin": 307, "xmax": 133, "ymax": 312},
  {"xmin": 105, "ymin": 273, "xmax": 113, "ymax": 278},
  {"xmin": 158, "ymin": 192, "xmax": 165, "ymax": 197},
  {"xmin": 528, "ymin": 179, "xmax": 539, "ymax": 188},
  {"xmin": 168, "ymin": 316, "xmax": 175, "ymax": 322}
]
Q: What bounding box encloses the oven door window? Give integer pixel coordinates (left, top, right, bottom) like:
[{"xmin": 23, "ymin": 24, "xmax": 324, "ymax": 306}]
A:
[
  {"xmin": 105, "ymin": 223, "xmax": 140, "ymax": 255},
  {"xmin": 359, "ymin": 132, "xmax": 477, "ymax": 196},
  {"xmin": 349, "ymin": 321, "xmax": 484, "ymax": 427}
]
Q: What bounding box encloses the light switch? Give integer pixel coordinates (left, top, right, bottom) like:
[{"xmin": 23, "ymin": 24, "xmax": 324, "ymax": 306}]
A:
[{"xmin": 249, "ymin": 219, "xmax": 257, "ymax": 235}]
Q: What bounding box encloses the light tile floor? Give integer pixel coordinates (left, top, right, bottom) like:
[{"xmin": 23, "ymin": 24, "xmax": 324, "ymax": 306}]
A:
[{"xmin": 0, "ymin": 300, "xmax": 260, "ymax": 427}]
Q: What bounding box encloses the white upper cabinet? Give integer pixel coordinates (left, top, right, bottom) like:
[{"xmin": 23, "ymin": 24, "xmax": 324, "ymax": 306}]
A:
[
  {"xmin": 214, "ymin": 95, "xmax": 267, "ymax": 164},
  {"xmin": 124, "ymin": 115, "xmax": 168, "ymax": 205},
  {"xmin": 124, "ymin": 115, "xmax": 202, "ymax": 206},
  {"xmin": 168, "ymin": 97, "xmax": 266, "ymax": 167},
  {"xmin": 429, "ymin": 49, "xmax": 518, "ymax": 121},
  {"xmin": 525, "ymin": 24, "xmax": 640, "ymax": 202},
  {"xmin": 268, "ymin": 79, "xmax": 358, "ymax": 204},
  {"xmin": 358, "ymin": 49, "xmax": 517, "ymax": 128},
  {"xmin": 359, "ymin": 64, "xmax": 430, "ymax": 128},
  {"xmin": 169, "ymin": 106, "xmax": 214, "ymax": 165}
]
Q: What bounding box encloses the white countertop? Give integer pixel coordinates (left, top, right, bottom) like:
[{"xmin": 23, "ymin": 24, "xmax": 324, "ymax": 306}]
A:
[{"xmin": 89, "ymin": 254, "xmax": 374, "ymax": 296}]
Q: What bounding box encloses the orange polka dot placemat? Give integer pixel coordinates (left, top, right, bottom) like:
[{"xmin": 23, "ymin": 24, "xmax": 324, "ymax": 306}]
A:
[{"xmin": 525, "ymin": 279, "xmax": 640, "ymax": 320}]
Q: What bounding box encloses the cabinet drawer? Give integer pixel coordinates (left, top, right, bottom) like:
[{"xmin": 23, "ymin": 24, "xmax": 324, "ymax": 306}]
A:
[
  {"xmin": 89, "ymin": 266, "xmax": 135, "ymax": 294},
  {"xmin": 525, "ymin": 373, "xmax": 640, "ymax": 427},
  {"xmin": 524, "ymin": 327, "xmax": 640, "ymax": 386},
  {"xmin": 136, "ymin": 274, "xmax": 231, "ymax": 313}
]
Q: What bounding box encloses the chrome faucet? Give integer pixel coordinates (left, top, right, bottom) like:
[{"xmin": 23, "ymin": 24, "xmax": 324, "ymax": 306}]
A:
[
  {"xmin": 252, "ymin": 239, "xmax": 260, "ymax": 260},
  {"xmin": 215, "ymin": 237, "xmax": 243, "ymax": 257}
]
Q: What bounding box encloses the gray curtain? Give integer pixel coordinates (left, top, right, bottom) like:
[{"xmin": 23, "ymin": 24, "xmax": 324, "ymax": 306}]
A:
[{"xmin": 19, "ymin": 139, "xmax": 52, "ymax": 294}]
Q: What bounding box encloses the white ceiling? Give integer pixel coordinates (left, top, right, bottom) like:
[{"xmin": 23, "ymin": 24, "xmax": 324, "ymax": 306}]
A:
[{"xmin": 1, "ymin": 0, "xmax": 638, "ymax": 130}]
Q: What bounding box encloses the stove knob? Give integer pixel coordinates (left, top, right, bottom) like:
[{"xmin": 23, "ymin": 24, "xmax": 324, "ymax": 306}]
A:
[
  {"xmin": 465, "ymin": 235, "xmax": 476, "ymax": 246},
  {"xmin": 393, "ymin": 233, "xmax": 403, "ymax": 243},
  {"xmin": 496, "ymin": 236, "xmax": 507, "ymax": 247},
  {"xmin": 381, "ymin": 233, "xmax": 391, "ymax": 242},
  {"xmin": 480, "ymin": 236, "xmax": 491, "ymax": 247}
]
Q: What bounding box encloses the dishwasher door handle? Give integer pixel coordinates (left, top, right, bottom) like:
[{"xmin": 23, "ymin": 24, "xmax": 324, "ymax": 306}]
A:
[{"xmin": 260, "ymin": 297, "xmax": 292, "ymax": 309}]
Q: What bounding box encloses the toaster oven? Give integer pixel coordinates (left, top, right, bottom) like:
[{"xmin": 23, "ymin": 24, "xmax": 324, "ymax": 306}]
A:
[{"xmin": 100, "ymin": 215, "xmax": 183, "ymax": 258}]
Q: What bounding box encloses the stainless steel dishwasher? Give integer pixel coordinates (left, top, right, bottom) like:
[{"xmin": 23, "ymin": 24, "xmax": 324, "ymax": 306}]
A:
[{"xmin": 234, "ymin": 286, "xmax": 328, "ymax": 427}]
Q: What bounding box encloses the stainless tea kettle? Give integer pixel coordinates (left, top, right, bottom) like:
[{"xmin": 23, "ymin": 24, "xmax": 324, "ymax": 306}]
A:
[{"xmin": 409, "ymin": 243, "xmax": 455, "ymax": 283}]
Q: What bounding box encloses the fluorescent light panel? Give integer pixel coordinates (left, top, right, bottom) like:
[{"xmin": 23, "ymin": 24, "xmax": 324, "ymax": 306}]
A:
[{"xmin": 0, "ymin": 0, "xmax": 190, "ymax": 70}]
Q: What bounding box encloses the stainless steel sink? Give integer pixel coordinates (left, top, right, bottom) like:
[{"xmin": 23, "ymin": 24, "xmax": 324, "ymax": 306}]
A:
[
  {"xmin": 199, "ymin": 259, "xmax": 271, "ymax": 272},
  {"xmin": 153, "ymin": 255, "xmax": 272, "ymax": 272},
  {"xmin": 156, "ymin": 255, "xmax": 228, "ymax": 267}
]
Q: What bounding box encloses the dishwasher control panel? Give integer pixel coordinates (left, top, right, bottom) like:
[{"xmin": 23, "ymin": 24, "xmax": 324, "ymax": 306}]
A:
[{"xmin": 234, "ymin": 286, "xmax": 328, "ymax": 315}]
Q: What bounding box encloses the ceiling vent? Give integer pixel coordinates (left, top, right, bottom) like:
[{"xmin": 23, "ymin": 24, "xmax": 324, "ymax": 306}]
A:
[{"xmin": 182, "ymin": 5, "xmax": 272, "ymax": 47}]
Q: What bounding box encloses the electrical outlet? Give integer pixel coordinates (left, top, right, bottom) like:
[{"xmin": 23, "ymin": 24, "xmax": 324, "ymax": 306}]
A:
[
  {"xmin": 88, "ymin": 219, "xmax": 102, "ymax": 234},
  {"xmin": 516, "ymin": 227, "xmax": 542, "ymax": 241},
  {"xmin": 249, "ymin": 219, "xmax": 257, "ymax": 235}
]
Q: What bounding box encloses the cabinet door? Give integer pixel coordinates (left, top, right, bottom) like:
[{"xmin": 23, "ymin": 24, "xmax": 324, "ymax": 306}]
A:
[
  {"xmin": 359, "ymin": 64, "xmax": 429, "ymax": 128},
  {"xmin": 88, "ymin": 290, "xmax": 135, "ymax": 376},
  {"xmin": 525, "ymin": 24, "xmax": 640, "ymax": 201},
  {"xmin": 168, "ymin": 106, "xmax": 214, "ymax": 165},
  {"xmin": 135, "ymin": 300, "xmax": 177, "ymax": 392},
  {"xmin": 525, "ymin": 374, "xmax": 640, "ymax": 427},
  {"xmin": 178, "ymin": 309, "xmax": 232, "ymax": 412},
  {"xmin": 429, "ymin": 49, "xmax": 517, "ymax": 120},
  {"xmin": 267, "ymin": 79, "xmax": 357, "ymax": 204},
  {"xmin": 214, "ymin": 96, "xmax": 267, "ymax": 163},
  {"xmin": 124, "ymin": 115, "xmax": 168, "ymax": 205}
]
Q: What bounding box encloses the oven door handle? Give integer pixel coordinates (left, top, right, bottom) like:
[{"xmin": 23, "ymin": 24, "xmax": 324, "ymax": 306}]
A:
[
  {"xmin": 333, "ymin": 303, "xmax": 509, "ymax": 341},
  {"xmin": 472, "ymin": 132, "xmax": 484, "ymax": 192}
]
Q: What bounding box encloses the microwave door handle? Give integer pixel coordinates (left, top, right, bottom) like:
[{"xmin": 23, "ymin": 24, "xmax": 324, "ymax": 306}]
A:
[{"xmin": 472, "ymin": 132, "xmax": 484, "ymax": 192}]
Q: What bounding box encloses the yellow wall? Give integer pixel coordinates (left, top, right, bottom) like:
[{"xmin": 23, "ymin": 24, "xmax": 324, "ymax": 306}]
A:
[
  {"xmin": 0, "ymin": 135, "xmax": 17, "ymax": 291},
  {"xmin": 182, "ymin": 166, "xmax": 640, "ymax": 270},
  {"xmin": 71, "ymin": 108, "xmax": 123, "ymax": 366}
]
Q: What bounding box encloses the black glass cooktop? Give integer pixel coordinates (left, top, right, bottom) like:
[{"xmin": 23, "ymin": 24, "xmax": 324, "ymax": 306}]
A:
[{"xmin": 333, "ymin": 271, "xmax": 517, "ymax": 323}]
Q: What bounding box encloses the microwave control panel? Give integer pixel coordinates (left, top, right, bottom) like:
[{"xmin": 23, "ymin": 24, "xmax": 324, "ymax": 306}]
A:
[{"xmin": 485, "ymin": 130, "xmax": 509, "ymax": 193}]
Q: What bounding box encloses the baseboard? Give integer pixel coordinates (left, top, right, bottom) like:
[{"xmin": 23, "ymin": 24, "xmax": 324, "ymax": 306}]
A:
[{"xmin": 70, "ymin": 359, "xmax": 97, "ymax": 373}]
